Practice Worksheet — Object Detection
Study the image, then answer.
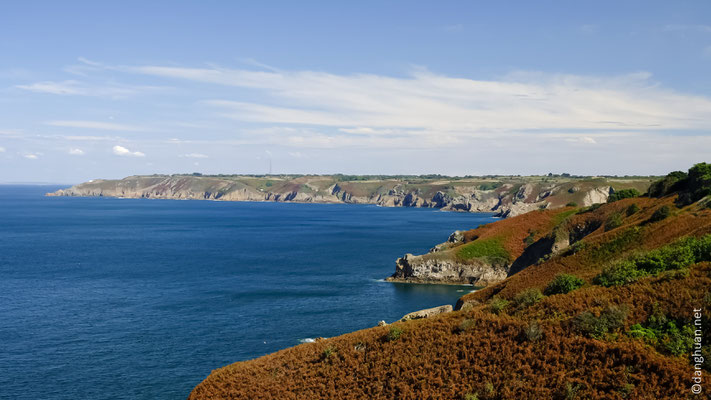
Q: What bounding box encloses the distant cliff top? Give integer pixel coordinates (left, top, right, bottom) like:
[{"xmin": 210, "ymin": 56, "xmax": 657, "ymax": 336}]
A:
[{"xmin": 48, "ymin": 174, "xmax": 655, "ymax": 218}]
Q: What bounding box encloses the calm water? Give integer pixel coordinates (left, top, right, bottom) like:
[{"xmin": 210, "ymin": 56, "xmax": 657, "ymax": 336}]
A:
[{"xmin": 0, "ymin": 185, "xmax": 496, "ymax": 400}]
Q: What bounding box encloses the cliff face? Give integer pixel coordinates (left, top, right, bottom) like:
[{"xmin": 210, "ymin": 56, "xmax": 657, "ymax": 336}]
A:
[
  {"xmin": 48, "ymin": 174, "xmax": 653, "ymax": 218},
  {"xmin": 387, "ymin": 208, "xmax": 577, "ymax": 286}
]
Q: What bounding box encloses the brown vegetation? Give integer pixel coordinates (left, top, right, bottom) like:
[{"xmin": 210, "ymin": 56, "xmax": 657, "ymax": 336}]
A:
[{"xmin": 190, "ymin": 188, "xmax": 711, "ymax": 399}]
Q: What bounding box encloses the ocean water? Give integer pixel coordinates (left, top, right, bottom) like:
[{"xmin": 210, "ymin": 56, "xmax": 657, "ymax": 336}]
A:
[{"xmin": 0, "ymin": 185, "xmax": 496, "ymax": 400}]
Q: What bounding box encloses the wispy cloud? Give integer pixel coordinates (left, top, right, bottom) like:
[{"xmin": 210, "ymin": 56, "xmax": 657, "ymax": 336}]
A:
[
  {"xmin": 68, "ymin": 148, "xmax": 85, "ymax": 155},
  {"xmin": 46, "ymin": 120, "xmax": 145, "ymax": 131},
  {"xmin": 16, "ymin": 79, "xmax": 166, "ymax": 98},
  {"xmin": 0, "ymin": 146, "xmax": 5, "ymax": 152},
  {"xmin": 181, "ymin": 153, "xmax": 208, "ymax": 158},
  {"xmin": 156, "ymin": 66, "xmax": 711, "ymax": 134},
  {"xmin": 23, "ymin": 153, "xmax": 39, "ymax": 160},
  {"xmin": 663, "ymin": 24, "xmax": 711, "ymax": 33},
  {"xmin": 112, "ymin": 145, "xmax": 145, "ymax": 157}
]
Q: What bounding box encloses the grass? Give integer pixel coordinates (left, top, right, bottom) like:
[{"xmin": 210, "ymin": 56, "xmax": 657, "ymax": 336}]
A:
[{"xmin": 456, "ymin": 237, "xmax": 510, "ymax": 262}]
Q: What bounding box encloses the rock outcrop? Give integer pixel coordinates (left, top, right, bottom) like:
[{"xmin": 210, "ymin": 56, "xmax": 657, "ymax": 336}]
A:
[
  {"xmin": 387, "ymin": 253, "xmax": 509, "ymax": 286},
  {"xmin": 399, "ymin": 305, "xmax": 453, "ymax": 322}
]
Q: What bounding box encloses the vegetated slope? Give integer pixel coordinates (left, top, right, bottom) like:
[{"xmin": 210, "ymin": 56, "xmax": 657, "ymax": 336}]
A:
[
  {"xmin": 47, "ymin": 174, "xmax": 653, "ymax": 217},
  {"xmin": 387, "ymin": 207, "xmax": 580, "ymax": 285},
  {"xmin": 189, "ymin": 165, "xmax": 710, "ymax": 400}
]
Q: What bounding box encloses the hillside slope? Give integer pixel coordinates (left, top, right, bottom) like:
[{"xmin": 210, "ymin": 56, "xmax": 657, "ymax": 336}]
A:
[
  {"xmin": 189, "ymin": 165, "xmax": 711, "ymax": 399},
  {"xmin": 47, "ymin": 174, "xmax": 653, "ymax": 218}
]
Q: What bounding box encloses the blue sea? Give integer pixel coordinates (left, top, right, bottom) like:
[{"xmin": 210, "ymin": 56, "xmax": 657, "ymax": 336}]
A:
[{"xmin": 0, "ymin": 185, "xmax": 496, "ymax": 400}]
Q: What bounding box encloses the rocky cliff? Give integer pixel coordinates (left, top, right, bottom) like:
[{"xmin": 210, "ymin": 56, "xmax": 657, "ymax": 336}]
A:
[{"xmin": 48, "ymin": 174, "xmax": 653, "ymax": 218}]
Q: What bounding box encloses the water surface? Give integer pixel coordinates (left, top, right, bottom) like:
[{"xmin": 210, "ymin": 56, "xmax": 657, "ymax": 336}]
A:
[{"xmin": 0, "ymin": 185, "xmax": 496, "ymax": 399}]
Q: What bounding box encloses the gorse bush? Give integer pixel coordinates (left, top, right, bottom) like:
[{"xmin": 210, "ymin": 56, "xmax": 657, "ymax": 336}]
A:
[
  {"xmin": 626, "ymin": 203, "xmax": 640, "ymax": 216},
  {"xmin": 513, "ymin": 288, "xmax": 544, "ymax": 309},
  {"xmin": 386, "ymin": 326, "xmax": 403, "ymax": 342},
  {"xmin": 573, "ymin": 305, "xmax": 629, "ymax": 338},
  {"xmin": 489, "ymin": 297, "xmax": 509, "ymax": 315},
  {"xmin": 604, "ymin": 213, "xmax": 624, "ymax": 231},
  {"xmin": 649, "ymin": 205, "xmax": 671, "ymax": 222},
  {"xmin": 545, "ymin": 274, "xmax": 585, "ymax": 295},
  {"xmin": 594, "ymin": 234, "xmax": 711, "ymax": 286},
  {"xmin": 628, "ymin": 311, "xmax": 694, "ymax": 356},
  {"xmin": 566, "ymin": 201, "xmax": 578, "ymax": 207},
  {"xmin": 608, "ymin": 189, "xmax": 641, "ymax": 203}
]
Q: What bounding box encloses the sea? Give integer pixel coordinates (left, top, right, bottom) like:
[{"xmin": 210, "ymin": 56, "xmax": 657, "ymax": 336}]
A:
[{"xmin": 0, "ymin": 185, "xmax": 497, "ymax": 400}]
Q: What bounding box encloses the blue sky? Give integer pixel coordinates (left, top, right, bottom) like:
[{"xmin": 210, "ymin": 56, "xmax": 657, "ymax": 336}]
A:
[{"xmin": 1, "ymin": 1, "xmax": 710, "ymax": 183}]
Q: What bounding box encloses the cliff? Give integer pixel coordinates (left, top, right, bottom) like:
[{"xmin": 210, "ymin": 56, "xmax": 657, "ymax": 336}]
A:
[
  {"xmin": 47, "ymin": 174, "xmax": 653, "ymax": 218},
  {"xmin": 188, "ymin": 164, "xmax": 711, "ymax": 399}
]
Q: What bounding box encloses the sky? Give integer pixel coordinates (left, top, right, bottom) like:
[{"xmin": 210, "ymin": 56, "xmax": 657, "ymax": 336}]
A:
[{"xmin": 1, "ymin": 1, "xmax": 710, "ymax": 183}]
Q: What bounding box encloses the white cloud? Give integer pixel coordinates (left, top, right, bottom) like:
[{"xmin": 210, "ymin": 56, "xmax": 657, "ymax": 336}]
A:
[
  {"xmin": 23, "ymin": 154, "xmax": 38, "ymax": 160},
  {"xmin": 118, "ymin": 63, "xmax": 711, "ymax": 136},
  {"xmin": 181, "ymin": 153, "xmax": 208, "ymax": 158},
  {"xmin": 16, "ymin": 79, "xmax": 166, "ymax": 98},
  {"xmin": 47, "ymin": 120, "xmax": 144, "ymax": 131},
  {"xmin": 68, "ymin": 148, "xmax": 85, "ymax": 155},
  {"xmin": 113, "ymin": 145, "xmax": 145, "ymax": 157},
  {"xmin": 0, "ymin": 146, "xmax": 5, "ymax": 152}
]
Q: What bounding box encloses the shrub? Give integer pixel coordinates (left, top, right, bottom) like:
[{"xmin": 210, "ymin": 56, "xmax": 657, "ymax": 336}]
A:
[
  {"xmin": 686, "ymin": 162, "xmax": 711, "ymax": 202},
  {"xmin": 604, "ymin": 213, "xmax": 624, "ymax": 231},
  {"xmin": 593, "ymin": 260, "xmax": 647, "ymax": 287},
  {"xmin": 513, "ymin": 288, "xmax": 544, "ymax": 309},
  {"xmin": 628, "ymin": 313, "xmax": 695, "ymax": 356},
  {"xmin": 608, "ymin": 188, "xmax": 641, "ymax": 203},
  {"xmin": 573, "ymin": 305, "xmax": 629, "ymax": 338},
  {"xmin": 523, "ymin": 321, "xmax": 543, "ymax": 342},
  {"xmin": 489, "ymin": 296, "xmax": 509, "ymax": 315},
  {"xmin": 563, "ymin": 240, "xmax": 587, "ymax": 256},
  {"xmin": 648, "ymin": 171, "xmax": 688, "ymax": 197},
  {"xmin": 321, "ymin": 346, "xmax": 336, "ymax": 361},
  {"xmin": 464, "ymin": 393, "xmax": 479, "ymax": 400},
  {"xmin": 386, "ymin": 326, "xmax": 403, "ymax": 342},
  {"xmin": 566, "ymin": 201, "xmax": 578, "ymax": 207},
  {"xmin": 457, "ymin": 318, "xmax": 476, "ymax": 333},
  {"xmin": 625, "ymin": 203, "xmax": 640, "ymax": 216},
  {"xmin": 545, "ymin": 274, "xmax": 585, "ymax": 295},
  {"xmin": 649, "ymin": 205, "xmax": 670, "ymax": 222},
  {"xmin": 594, "ymin": 235, "xmax": 706, "ymax": 286}
]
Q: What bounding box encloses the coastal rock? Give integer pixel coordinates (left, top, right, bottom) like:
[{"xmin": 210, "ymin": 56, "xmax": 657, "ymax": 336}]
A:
[
  {"xmin": 387, "ymin": 253, "xmax": 508, "ymax": 286},
  {"xmin": 399, "ymin": 305, "xmax": 453, "ymax": 322},
  {"xmin": 582, "ymin": 186, "xmax": 612, "ymax": 206},
  {"xmin": 47, "ymin": 175, "xmax": 634, "ymax": 219}
]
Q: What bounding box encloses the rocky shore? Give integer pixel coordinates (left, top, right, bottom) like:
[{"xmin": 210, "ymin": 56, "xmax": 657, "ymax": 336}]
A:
[{"xmin": 47, "ymin": 174, "xmax": 652, "ymax": 218}]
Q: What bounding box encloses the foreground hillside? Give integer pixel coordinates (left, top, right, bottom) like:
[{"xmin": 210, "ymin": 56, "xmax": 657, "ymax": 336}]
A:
[
  {"xmin": 47, "ymin": 174, "xmax": 653, "ymax": 217},
  {"xmin": 189, "ymin": 164, "xmax": 710, "ymax": 399}
]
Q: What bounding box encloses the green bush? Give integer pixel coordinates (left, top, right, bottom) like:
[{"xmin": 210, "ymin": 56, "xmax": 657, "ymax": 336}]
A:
[
  {"xmin": 594, "ymin": 234, "xmax": 711, "ymax": 286},
  {"xmin": 386, "ymin": 326, "xmax": 403, "ymax": 342},
  {"xmin": 545, "ymin": 274, "xmax": 585, "ymax": 295},
  {"xmin": 321, "ymin": 346, "xmax": 337, "ymax": 360},
  {"xmin": 649, "ymin": 205, "xmax": 670, "ymax": 222},
  {"xmin": 489, "ymin": 296, "xmax": 510, "ymax": 315},
  {"xmin": 457, "ymin": 318, "xmax": 476, "ymax": 333},
  {"xmin": 593, "ymin": 260, "xmax": 647, "ymax": 287},
  {"xmin": 686, "ymin": 162, "xmax": 711, "ymax": 202},
  {"xmin": 628, "ymin": 313, "xmax": 694, "ymax": 356},
  {"xmin": 566, "ymin": 201, "xmax": 578, "ymax": 207},
  {"xmin": 625, "ymin": 203, "xmax": 640, "ymax": 216},
  {"xmin": 573, "ymin": 305, "xmax": 629, "ymax": 338},
  {"xmin": 513, "ymin": 288, "xmax": 544, "ymax": 308},
  {"xmin": 608, "ymin": 188, "xmax": 641, "ymax": 203},
  {"xmin": 604, "ymin": 213, "xmax": 624, "ymax": 231},
  {"xmin": 648, "ymin": 171, "xmax": 688, "ymax": 197}
]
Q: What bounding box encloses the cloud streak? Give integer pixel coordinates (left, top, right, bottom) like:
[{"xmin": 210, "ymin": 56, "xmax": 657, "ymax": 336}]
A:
[
  {"xmin": 115, "ymin": 64, "xmax": 711, "ymax": 136},
  {"xmin": 47, "ymin": 120, "xmax": 145, "ymax": 131}
]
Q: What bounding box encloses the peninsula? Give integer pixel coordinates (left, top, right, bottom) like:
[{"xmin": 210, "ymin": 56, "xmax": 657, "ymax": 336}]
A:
[{"xmin": 48, "ymin": 173, "xmax": 653, "ymax": 218}]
